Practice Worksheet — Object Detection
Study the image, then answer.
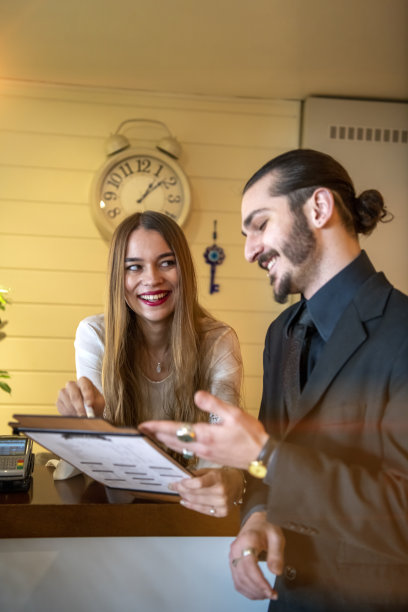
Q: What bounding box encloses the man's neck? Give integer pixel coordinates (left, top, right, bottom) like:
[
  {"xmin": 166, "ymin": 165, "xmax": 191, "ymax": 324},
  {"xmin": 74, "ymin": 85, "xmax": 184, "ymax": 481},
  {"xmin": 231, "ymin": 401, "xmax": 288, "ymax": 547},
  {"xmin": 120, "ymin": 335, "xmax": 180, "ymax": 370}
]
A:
[{"xmin": 303, "ymin": 240, "xmax": 361, "ymax": 300}]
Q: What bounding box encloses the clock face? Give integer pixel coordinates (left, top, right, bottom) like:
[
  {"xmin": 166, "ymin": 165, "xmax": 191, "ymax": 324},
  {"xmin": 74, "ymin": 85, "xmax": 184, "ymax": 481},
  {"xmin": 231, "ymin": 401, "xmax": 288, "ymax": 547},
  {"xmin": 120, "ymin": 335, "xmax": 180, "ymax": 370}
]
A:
[{"xmin": 90, "ymin": 148, "xmax": 191, "ymax": 240}]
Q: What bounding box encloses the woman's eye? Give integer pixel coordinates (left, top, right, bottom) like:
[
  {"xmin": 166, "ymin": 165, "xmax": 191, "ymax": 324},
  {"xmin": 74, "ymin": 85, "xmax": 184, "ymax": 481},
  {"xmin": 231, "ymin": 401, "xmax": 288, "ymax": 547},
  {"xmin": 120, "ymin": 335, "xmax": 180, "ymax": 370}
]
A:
[
  {"xmin": 161, "ymin": 259, "xmax": 176, "ymax": 268},
  {"xmin": 126, "ymin": 264, "xmax": 141, "ymax": 272}
]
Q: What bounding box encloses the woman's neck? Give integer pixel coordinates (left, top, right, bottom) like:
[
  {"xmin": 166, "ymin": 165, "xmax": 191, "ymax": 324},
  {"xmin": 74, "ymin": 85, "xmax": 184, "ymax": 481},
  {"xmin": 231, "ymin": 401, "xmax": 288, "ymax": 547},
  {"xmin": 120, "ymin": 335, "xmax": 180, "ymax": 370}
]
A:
[{"xmin": 138, "ymin": 319, "xmax": 172, "ymax": 380}]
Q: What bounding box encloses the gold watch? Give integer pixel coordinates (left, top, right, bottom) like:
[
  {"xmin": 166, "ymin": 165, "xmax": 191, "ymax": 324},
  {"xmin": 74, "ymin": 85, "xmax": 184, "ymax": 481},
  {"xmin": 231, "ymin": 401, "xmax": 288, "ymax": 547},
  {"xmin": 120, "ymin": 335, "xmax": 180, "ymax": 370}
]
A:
[{"xmin": 248, "ymin": 437, "xmax": 276, "ymax": 479}]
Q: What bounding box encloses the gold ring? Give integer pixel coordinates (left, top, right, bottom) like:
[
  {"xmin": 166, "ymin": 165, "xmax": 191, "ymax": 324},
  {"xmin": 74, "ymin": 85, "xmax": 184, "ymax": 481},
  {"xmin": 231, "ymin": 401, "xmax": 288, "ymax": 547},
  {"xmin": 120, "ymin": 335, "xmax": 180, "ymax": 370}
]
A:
[
  {"xmin": 242, "ymin": 547, "xmax": 257, "ymax": 558},
  {"xmin": 176, "ymin": 424, "xmax": 197, "ymax": 443}
]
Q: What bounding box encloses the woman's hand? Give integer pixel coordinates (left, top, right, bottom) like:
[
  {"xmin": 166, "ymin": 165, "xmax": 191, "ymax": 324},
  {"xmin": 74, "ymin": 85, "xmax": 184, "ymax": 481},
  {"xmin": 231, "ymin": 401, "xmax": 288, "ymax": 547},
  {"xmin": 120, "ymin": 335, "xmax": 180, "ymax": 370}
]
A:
[
  {"xmin": 56, "ymin": 376, "xmax": 105, "ymax": 417},
  {"xmin": 169, "ymin": 467, "xmax": 245, "ymax": 517}
]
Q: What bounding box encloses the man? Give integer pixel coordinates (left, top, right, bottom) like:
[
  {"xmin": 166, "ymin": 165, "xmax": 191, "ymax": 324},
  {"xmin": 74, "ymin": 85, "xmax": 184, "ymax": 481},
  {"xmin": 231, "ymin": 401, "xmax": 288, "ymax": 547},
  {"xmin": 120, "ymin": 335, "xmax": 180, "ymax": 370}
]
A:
[{"xmin": 140, "ymin": 149, "xmax": 408, "ymax": 611}]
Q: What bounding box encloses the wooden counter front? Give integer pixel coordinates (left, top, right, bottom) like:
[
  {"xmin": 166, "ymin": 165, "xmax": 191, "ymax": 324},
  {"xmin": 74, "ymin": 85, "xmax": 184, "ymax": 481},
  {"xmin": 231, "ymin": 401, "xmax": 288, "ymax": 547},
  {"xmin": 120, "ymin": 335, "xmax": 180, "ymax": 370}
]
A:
[{"xmin": 0, "ymin": 460, "xmax": 241, "ymax": 539}]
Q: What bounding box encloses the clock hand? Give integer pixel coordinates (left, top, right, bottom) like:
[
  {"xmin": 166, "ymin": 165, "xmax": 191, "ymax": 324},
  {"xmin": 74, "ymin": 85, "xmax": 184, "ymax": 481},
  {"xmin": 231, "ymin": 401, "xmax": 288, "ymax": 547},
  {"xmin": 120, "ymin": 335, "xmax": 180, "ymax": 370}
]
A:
[{"xmin": 137, "ymin": 179, "xmax": 164, "ymax": 204}]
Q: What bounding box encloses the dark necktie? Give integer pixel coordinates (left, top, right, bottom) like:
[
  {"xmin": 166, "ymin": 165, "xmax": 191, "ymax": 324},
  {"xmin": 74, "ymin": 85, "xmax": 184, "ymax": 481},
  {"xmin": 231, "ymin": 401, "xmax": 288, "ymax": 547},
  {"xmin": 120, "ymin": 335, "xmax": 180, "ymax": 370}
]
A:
[{"xmin": 284, "ymin": 306, "xmax": 315, "ymax": 415}]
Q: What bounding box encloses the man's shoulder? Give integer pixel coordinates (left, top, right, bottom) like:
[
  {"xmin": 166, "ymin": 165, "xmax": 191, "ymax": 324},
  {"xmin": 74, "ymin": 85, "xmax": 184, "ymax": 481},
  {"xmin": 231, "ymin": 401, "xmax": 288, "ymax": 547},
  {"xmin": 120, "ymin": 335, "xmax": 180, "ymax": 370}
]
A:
[{"xmin": 356, "ymin": 273, "xmax": 408, "ymax": 322}]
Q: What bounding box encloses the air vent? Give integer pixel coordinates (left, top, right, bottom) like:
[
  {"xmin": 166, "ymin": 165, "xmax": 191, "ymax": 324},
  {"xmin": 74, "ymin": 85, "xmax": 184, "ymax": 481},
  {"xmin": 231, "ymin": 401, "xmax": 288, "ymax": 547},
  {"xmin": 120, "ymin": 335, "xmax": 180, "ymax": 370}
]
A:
[{"xmin": 329, "ymin": 125, "xmax": 407, "ymax": 144}]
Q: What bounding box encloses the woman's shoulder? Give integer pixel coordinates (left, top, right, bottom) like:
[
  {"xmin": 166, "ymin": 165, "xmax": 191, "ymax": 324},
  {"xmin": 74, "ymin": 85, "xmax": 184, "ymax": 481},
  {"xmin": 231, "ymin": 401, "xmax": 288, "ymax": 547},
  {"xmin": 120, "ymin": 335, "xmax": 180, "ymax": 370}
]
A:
[
  {"xmin": 200, "ymin": 319, "xmax": 240, "ymax": 352},
  {"xmin": 76, "ymin": 314, "xmax": 105, "ymax": 343}
]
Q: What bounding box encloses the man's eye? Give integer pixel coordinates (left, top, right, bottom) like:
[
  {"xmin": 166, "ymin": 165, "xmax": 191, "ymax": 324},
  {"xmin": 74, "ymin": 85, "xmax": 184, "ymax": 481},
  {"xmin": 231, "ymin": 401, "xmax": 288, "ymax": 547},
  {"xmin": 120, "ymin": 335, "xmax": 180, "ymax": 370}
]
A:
[{"xmin": 257, "ymin": 220, "xmax": 267, "ymax": 231}]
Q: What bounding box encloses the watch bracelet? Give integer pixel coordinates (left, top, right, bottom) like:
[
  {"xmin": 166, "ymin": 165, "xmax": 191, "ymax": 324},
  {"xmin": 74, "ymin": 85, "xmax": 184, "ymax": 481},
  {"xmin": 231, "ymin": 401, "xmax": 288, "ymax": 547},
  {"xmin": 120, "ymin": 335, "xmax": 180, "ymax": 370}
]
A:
[{"xmin": 222, "ymin": 467, "xmax": 247, "ymax": 506}]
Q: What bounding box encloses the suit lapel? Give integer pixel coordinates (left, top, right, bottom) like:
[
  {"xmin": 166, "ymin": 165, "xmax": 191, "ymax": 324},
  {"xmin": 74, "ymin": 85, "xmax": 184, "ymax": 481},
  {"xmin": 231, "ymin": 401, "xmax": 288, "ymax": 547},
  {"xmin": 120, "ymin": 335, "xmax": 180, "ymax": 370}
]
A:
[{"xmin": 285, "ymin": 273, "xmax": 392, "ymax": 433}]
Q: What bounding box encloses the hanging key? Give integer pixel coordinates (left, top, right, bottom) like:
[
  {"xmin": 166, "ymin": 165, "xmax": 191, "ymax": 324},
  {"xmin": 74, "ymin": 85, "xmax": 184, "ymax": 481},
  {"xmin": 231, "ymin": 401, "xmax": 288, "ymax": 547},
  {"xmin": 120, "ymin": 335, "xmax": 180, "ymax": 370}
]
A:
[{"xmin": 203, "ymin": 221, "xmax": 225, "ymax": 294}]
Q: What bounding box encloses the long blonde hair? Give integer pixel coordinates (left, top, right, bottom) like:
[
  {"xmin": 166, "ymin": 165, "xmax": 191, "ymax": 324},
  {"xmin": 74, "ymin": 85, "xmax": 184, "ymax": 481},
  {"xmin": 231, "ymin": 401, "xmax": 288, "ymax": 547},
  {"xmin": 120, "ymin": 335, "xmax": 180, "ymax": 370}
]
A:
[{"xmin": 102, "ymin": 211, "xmax": 224, "ymax": 426}]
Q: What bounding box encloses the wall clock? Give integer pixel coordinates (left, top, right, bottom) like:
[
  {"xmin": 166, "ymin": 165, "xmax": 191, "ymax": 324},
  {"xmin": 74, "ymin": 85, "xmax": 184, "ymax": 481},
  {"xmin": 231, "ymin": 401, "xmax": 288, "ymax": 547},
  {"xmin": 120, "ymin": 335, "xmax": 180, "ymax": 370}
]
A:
[{"xmin": 90, "ymin": 147, "xmax": 191, "ymax": 240}]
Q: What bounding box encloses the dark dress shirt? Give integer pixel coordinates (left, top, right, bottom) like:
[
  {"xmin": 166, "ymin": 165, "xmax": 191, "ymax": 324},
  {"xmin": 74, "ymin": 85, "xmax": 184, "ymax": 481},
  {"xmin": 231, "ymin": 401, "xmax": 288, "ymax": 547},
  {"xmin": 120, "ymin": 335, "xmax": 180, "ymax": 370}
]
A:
[{"xmin": 285, "ymin": 250, "xmax": 377, "ymax": 380}]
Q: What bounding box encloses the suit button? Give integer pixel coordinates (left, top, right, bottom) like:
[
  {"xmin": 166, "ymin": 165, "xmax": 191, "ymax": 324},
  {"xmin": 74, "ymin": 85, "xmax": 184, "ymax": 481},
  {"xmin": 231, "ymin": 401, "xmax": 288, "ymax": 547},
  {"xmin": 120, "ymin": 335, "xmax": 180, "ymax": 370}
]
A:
[{"xmin": 284, "ymin": 565, "xmax": 297, "ymax": 581}]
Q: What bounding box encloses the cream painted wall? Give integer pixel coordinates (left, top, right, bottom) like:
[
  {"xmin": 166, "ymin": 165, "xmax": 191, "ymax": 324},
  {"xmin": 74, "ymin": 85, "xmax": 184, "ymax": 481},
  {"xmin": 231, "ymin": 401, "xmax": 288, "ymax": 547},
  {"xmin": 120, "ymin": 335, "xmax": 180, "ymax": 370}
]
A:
[{"xmin": 0, "ymin": 80, "xmax": 300, "ymax": 434}]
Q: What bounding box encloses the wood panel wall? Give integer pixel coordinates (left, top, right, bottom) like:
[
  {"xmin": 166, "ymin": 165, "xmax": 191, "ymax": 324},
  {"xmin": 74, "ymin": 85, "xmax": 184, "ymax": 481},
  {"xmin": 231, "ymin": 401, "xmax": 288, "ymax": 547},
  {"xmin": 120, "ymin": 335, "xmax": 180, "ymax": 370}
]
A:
[{"xmin": 0, "ymin": 80, "xmax": 300, "ymax": 433}]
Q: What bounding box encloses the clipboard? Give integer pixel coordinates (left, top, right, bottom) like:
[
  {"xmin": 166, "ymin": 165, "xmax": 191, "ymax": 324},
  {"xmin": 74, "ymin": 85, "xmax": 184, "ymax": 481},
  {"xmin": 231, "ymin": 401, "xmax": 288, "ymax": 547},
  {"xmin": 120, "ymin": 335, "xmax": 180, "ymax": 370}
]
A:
[{"xmin": 10, "ymin": 414, "xmax": 192, "ymax": 496}]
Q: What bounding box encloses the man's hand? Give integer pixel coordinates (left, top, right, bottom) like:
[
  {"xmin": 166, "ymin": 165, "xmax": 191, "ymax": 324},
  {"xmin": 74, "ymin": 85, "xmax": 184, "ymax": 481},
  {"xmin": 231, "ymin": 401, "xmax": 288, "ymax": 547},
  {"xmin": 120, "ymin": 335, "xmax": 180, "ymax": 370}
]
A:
[
  {"xmin": 229, "ymin": 512, "xmax": 285, "ymax": 600},
  {"xmin": 56, "ymin": 376, "xmax": 105, "ymax": 417},
  {"xmin": 139, "ymin": 390, "xmax": 269, "ymax": 469}
]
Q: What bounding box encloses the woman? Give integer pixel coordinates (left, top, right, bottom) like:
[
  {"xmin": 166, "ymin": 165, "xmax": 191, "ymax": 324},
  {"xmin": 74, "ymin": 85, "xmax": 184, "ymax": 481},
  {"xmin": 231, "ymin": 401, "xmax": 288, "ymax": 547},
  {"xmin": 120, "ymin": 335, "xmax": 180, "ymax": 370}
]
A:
[{"xmin": 57, "ymin": 211, "xmax": 245, "ymax": 516}]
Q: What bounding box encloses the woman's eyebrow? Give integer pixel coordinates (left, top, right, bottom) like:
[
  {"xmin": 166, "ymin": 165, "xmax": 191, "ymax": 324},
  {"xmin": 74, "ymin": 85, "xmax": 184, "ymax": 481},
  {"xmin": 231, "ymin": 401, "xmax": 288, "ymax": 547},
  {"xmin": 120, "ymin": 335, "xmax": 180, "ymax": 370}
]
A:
[{"xmin": 124, "ymin": 251, "xmax": 174, "ymax": 263}]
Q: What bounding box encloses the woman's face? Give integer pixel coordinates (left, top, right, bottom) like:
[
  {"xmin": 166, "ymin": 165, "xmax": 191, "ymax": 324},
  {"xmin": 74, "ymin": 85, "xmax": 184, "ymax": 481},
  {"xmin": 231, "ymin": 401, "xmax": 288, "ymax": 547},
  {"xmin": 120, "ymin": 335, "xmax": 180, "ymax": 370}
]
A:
[{"xmin": 124, "ymin": 227, "xmax": 179, "ymax": 325}]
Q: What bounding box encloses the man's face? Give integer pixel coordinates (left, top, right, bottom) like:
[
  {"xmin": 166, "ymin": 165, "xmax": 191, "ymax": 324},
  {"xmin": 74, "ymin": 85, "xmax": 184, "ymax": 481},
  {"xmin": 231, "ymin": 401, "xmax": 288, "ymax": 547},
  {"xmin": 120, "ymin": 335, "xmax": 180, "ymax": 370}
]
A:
[{"xmin": 241, "ymin": 174, "xmax": 317, "ymax": 303}]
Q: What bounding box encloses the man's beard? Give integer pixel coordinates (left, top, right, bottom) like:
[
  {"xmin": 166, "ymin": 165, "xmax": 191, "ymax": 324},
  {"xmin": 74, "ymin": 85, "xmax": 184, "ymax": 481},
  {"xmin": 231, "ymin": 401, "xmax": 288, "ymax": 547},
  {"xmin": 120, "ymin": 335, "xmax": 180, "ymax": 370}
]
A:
[{"xmin": 267, "ymin": 207, "xmax": 316, "ymax": 304}]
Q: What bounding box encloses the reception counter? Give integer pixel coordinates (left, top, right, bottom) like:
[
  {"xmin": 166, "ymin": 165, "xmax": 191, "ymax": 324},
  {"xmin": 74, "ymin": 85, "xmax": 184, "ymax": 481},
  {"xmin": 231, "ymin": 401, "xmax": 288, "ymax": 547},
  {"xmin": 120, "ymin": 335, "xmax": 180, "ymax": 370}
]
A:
[
  {"xmin": 0, "ymin": 459, "xmax": 241, "ymax": 539},
  {"xmin": 0, "ymin": 456, "xmax": 271, "ymax": 612}
]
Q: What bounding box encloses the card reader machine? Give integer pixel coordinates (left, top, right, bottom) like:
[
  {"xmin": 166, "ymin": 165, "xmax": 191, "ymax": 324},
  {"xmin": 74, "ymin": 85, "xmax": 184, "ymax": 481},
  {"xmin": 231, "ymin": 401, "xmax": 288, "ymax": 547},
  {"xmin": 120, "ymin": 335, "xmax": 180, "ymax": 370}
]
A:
[{"xmin": 0, "ymin": 435, "xmax": 34, "ymax": 492}]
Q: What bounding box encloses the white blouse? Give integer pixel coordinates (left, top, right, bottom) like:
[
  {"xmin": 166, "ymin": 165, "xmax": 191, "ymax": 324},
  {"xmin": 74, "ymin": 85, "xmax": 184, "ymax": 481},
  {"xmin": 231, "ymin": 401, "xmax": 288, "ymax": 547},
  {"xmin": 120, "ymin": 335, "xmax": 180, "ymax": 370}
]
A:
[{"xmin": 74, "ymin": 313, "xmax": 243, "ymax": 422}]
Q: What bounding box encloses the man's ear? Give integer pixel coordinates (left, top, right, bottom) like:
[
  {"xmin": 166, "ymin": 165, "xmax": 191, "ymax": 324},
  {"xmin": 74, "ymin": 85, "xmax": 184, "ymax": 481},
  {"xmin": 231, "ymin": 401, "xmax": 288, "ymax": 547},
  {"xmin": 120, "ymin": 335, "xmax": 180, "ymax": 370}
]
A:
[{"xmin": 309, "ymin": 188, "xmax": 335, "ymax": 228}]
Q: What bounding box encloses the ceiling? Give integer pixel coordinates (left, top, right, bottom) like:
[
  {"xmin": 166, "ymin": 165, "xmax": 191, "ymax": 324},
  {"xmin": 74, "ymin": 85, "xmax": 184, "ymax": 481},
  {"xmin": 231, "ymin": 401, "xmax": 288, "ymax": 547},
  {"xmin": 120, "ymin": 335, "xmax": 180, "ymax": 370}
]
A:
[{"xmin": 0, "ymin": 0, "xmax": 407, "ymax": 101}]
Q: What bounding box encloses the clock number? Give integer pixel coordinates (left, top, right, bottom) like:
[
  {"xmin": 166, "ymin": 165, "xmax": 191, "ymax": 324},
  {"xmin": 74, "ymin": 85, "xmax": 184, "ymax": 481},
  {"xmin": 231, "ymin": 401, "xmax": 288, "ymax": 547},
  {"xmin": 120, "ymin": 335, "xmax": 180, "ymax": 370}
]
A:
[
  {"xmin": 106, "ymin": 163, "xmax": 133, "ymax": 188},
  {"xmin": 154, "ymin": 164, "xmax": 164, "ymax": 177},
  {"xmin": 163, "ymin": 176, "xmax": 177, "ymax": 189},
  {"xmin": 107, "ymin": 172, "xmax": 122, "ymax": 188},
  {"xmin": 119, "ymin": 162, "xmax": 134, "ymax": 177},
  {"xmin": 136, "ymin": 158, "xmax": 151, "ymax": 173},
  {"xmin": 107, "ymin": 207, "xmax": 121, "ymax": 218},
  {"xmin": 168, "ymin": 194, "xmax": 181, "ymax": 203},
  {"xmin": 102, "ymin": 191, "xmax": 117, "ymax": 201}
]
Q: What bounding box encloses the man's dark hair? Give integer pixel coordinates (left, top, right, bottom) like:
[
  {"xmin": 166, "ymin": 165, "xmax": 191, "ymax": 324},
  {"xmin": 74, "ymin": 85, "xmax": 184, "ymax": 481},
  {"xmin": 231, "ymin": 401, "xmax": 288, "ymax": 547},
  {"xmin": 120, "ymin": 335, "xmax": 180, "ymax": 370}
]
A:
[{"xmin": 243, "ymin": 149, "xmax": 392, "ymax": 236}]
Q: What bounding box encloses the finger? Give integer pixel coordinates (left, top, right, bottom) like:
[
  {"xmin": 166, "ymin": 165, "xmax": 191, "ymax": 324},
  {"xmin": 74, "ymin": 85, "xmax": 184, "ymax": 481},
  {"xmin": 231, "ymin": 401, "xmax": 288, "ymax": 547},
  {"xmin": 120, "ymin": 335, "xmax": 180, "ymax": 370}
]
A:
[
  {"xmin": 230, "ymin": 556, "xmax": 276, "ymax": 600},
  {"xmin": 56, "ymin": 388, "xmax": 77, "ymax": 416},
  {"xmin": 65, "ymin": 381, "xmax": 87, "ymax": 416},
  {"xmin": 139, "ymin": 420, "xmax": 183, "ymax": 437},
  {"xmin": 266, "ymin": 529, "xmax": 285, "ymax": 576},
  {"xmin": 139, "ymin": 422, "xmax": 215, "ymax": 459},
  {"xmin": 179, "ymin": 499, "xmax": 228, "ymax": 518},
  {"xmin": 194, "ymin": 390, "xmax": 236, "ymax": 422},
  {"xmin": 175, "ymin": 470, "xmax": 215, "ymax": 490},
  {"xmin": 177, "ymin": 489, "xmax": 225, "ymax": 508},
  {"xmin": 76, "ymin": 377, "xmax": 96, "ymax": 404}
]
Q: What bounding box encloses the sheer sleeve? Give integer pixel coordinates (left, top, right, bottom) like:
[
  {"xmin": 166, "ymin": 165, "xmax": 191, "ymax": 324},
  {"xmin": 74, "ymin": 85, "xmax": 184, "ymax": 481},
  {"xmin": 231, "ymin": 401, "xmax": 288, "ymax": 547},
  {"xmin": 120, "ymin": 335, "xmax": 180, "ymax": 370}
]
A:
[
  {"xmin": 202, "ymin": 325, "xmax": 243, "ymax": 417},
  {"xmin": 197, "ymin": 325, "xmax": 243, "ymax": 468},
  {"xmin": 74, "ymin": 314, "xmax": 105, "ymax": 394}
]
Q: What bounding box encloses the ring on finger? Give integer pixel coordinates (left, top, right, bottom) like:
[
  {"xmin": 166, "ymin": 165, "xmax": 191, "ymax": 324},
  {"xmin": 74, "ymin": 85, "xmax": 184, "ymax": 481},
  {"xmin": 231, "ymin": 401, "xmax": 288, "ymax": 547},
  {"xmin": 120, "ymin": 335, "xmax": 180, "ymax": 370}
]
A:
[
  {"xmin": 242, "ymin": 547, "xmax": 257, "ymax": 558},
  {"xmin": 209, "ymin": 506, "xmax": 216, "ymax": 516},
  {"xmin": 176, "ymin": 424, "xmax": 197, "ymax": 443},
  {"xmin": 182, "ymin": 448, "xmax": 195, "ymax": 460}
]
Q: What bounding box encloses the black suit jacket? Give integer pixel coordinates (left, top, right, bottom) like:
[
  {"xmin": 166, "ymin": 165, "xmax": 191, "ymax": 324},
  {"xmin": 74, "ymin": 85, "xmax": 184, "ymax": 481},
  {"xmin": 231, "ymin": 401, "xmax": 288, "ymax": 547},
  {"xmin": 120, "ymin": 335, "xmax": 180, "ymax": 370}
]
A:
[{"xmin": 243, "ymin": 272, "xmax": 408, "ymax": 610}]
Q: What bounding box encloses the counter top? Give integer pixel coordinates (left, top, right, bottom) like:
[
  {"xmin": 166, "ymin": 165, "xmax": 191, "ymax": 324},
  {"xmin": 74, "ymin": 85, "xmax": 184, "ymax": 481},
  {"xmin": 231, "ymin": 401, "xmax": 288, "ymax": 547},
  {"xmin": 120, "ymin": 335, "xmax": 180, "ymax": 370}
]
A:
[{"xmin": 0, "ymin": 458, "xmax": 241, "ymax": 539}]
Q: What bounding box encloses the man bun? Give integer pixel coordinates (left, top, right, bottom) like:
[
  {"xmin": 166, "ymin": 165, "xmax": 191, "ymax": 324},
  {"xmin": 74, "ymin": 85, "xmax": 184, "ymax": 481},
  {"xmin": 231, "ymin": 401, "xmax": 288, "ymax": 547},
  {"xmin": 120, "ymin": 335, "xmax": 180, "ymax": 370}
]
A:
[{"xmin": 353, "ymin": 189, "xmax": 393, "ymax": 235}]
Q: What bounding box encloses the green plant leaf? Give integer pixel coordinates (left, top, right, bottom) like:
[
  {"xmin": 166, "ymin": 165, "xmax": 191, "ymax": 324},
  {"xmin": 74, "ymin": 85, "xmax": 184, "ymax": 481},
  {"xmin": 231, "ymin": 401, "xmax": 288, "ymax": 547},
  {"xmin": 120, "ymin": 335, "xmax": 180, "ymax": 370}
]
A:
[{"xmin": 0, "ymin": 381, "xmax": 11, "ymax": 393}]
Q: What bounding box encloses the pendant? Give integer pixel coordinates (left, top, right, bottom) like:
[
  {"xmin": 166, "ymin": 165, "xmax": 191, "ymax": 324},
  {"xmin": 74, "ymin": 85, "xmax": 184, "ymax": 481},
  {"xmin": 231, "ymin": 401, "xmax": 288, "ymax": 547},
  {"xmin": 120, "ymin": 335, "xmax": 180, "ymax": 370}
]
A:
[{"xmin": 156, "ymin": 362, "xmax": 161, "ymax": 374}]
